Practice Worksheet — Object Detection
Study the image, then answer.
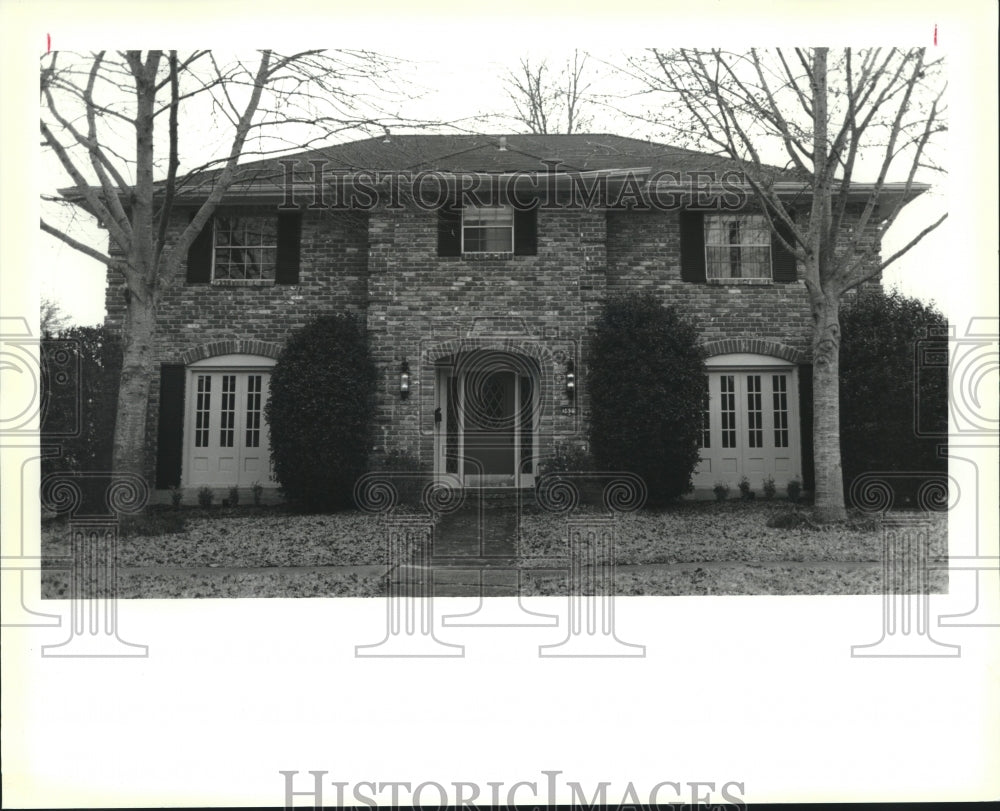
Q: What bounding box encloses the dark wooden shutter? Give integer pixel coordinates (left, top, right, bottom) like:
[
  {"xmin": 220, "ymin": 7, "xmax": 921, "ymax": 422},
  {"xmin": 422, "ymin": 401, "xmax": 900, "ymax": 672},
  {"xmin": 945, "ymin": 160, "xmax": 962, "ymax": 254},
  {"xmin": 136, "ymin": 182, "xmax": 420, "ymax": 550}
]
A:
[
  {"xmin": 798, "ymin": 363, "xmax": 814, "ymax": 494},
  {"xmin": 275, "ymin": 211, "xmax": 302, "ymax": 284},
  {"xmin": 679, "ymin": 211, "xmax": 707, "ymax": 282},
  {"xmin": 155, "ymin": 364, "xmax": 186, "ymax": 488},
  {"xmin": 513, "ymin": 208, "xmax": 538, "ymax": 256},
  {"xmin": 437, "ymin": 204, "xmax": 462, "ymax": 257},
  {"xmin": 185, "ymin": 214, "xmax": 213, "ymax": 283},
  {"xmin": 772, "ymin": 210, "xmax": 798, "ymax": 282}
]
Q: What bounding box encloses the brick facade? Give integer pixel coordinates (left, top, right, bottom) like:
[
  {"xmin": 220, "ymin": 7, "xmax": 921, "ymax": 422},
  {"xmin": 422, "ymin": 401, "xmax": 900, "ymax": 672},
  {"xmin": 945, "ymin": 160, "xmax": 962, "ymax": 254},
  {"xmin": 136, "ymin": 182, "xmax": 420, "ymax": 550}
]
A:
[{"xmin": 106, "ymin": 198, "xmax": 830, "ymax": 489}]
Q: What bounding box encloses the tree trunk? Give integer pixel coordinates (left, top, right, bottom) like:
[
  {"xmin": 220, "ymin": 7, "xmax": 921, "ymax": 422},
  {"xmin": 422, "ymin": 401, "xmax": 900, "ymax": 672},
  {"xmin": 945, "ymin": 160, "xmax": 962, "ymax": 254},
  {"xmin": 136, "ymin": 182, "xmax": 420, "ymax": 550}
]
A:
[
  {"xmin": 811, "ymin": 293, "xmax": 847, "ymax": 522},
  {"xmin": 112, "ymin": 286, "xmax": 157, "ymax": 479}
]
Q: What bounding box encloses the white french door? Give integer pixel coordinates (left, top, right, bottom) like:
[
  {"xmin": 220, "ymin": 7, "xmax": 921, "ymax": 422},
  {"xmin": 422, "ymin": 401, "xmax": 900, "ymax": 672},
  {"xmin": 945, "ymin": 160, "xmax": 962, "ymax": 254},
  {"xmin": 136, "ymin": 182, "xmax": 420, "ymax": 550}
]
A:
[
  {"xmin": 186, "ymin": 369, "xmax": 274, "ymax": 488},
  {"xmin": 695, "ymin": 368, "xmax": 800, "ymax": 488}
]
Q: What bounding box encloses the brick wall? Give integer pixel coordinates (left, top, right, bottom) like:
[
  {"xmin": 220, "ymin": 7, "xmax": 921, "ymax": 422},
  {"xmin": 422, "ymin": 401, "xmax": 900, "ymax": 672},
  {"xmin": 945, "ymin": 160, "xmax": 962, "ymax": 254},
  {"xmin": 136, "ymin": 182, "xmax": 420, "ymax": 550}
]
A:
[
  {"xmin": 105, "ymin": 206, "xmax": 368, "ymax": 484},
  {"xmin": 103, "ymin": 198, "xmax": 871, "ymax": 485},
  {"xmin": 606, "ymin": 209, "xmax": 814, "ymax": 358},
  {"xmin": 366, "ymin": 205, "xmax": 605, "ymax": 467}
]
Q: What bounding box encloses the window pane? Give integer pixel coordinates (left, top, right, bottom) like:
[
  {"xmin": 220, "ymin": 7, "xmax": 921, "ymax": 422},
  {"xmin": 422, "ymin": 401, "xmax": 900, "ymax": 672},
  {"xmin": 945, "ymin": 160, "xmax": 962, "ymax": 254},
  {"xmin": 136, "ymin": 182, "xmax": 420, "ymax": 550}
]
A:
[
  {"xmin": 520, "ymin": 375, "xmax": 533, "ymax": 474},
  {"xmin": 195, "ymin": 375, "xmax": 211, "ymax": 448},
  {"xmin": 245, "ymin": 375, "xmax": 262, "ymax": 448},
  {"xmin": 772, "ymin": 374, "xmax": 789, "ymax": 448},
  {"xmin": 446, "ymin": 376, "xmax": 458, "ymax": 474},
  {"xmin": 463, "ymin": 206, "xmax": 514, "ymax": 252},
  {"xmin": 705, "ymin": 214, "xmax": 772, "ymax": 279},
  {"xmin": 214, "ymin": 216, "xmax": 278, "ymax": 280},
  {"xmin": 219, "ymin": 375, "xmax": 236, "ymax": 447},
  {"xmin": 746, "ymin": 374, "xmax": 762, "ymax": 448},
  {"xmin": 463, "ymin": 207, "xmax": 513, "ymax": 226},
  {"xmin": 701, "ymin": 376, "xmax": 711, "ymax": 448},
  {"xmin": 720, "ymin": 375, "xmax": 736, "ymax": 448}
]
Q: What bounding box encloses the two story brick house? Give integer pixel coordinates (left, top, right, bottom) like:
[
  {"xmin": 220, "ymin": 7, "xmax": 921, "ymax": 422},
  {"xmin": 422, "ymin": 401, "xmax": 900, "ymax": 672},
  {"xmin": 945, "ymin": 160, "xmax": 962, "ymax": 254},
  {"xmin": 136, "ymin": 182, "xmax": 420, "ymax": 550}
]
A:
[{"xmin": 103, "ymin": 133, "xmax": 907, "ymax": 499}]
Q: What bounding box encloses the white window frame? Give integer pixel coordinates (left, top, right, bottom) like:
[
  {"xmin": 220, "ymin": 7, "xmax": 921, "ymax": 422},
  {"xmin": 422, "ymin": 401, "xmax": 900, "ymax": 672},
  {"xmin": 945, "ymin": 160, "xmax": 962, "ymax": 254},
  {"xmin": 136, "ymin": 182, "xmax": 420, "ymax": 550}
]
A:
[
  {"xmin": 212, "ymin": 215, "xmax": 279, "ymax": 282},
  {"xmin": 461, "ymin": 204, "xmax": 515, "ymax": 254},
  {"xmin": 704, "ymin": 213, "xmax": 772, "ymax": 281}
]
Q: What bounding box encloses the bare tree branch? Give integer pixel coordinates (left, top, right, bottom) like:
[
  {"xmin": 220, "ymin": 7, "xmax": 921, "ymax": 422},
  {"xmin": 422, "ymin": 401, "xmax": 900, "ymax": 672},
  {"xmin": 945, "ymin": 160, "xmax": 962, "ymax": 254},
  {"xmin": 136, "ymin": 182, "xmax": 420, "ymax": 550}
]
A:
[{"xmin": 41, "ymin": 217, "xmax": 112, "ymax": 265}]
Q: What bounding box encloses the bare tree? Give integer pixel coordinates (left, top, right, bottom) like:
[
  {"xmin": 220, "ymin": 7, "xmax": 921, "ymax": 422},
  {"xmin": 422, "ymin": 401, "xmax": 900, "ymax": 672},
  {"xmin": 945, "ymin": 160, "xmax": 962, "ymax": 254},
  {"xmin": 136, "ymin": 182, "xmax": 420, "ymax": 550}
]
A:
[
  {"xmin": 40, "ymin": 49, "xmax": 416, "ymax": 483},
  {"xmin": 627, "ymin": 47, "xmax": 946, "ymax": 521},
  {"xmin": 504, "ymin": 50, "xmax": 593, "ymax": 134}
]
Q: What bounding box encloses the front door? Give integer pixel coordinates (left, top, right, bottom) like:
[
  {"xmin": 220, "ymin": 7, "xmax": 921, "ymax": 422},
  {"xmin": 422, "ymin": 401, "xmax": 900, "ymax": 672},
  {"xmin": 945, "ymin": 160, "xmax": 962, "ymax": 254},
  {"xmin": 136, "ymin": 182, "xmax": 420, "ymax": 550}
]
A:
[
  {"xmin": 465, "ymin": 369, "xmax": 516, "ymax": 486},
  {"xmin": 695, "ymin": 368, "xmax": 800, "ymax": 488},
  {"xmin": 436, "ymin": 356, "xmax": 537, "ymax": 488},
  {"xmin": 186, "ymin": 370, "xmax": 274, "ymax": 489}
]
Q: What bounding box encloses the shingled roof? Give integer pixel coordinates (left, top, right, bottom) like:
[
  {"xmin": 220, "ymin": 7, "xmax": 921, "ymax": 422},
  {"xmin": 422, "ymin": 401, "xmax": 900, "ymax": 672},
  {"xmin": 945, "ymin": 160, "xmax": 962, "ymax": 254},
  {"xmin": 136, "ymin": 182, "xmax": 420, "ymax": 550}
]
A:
[{"xmin": 168, "ymin": 132, "xmax": 808, "ymax": 198}]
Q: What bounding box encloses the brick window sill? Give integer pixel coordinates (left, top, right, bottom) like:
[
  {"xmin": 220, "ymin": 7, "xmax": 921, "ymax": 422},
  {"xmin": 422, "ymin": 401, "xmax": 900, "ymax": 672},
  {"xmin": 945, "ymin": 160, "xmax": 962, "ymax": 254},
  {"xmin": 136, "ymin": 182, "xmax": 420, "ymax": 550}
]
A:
[
  {"xmin": 460, "ymin": 252, "xmax": 515, "ymax": 261},
  {"xmin": 211, "ymin": 279, "xmax": 275, "ymax": 288},
  {"xmin": 706, "ymin": 278, "xmax": 773, "ymax": 287}
]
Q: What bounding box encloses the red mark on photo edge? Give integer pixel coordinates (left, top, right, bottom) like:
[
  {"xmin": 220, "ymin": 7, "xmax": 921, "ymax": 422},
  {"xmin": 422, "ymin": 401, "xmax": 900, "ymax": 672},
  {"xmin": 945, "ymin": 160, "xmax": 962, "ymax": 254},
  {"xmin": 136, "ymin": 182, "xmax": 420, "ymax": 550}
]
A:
[
  {"xmin": 933, "ymin": 24, "xmax": 937, "ymax": 45},
  {"xmin": 47, "ymin": 33, "xmax": 51, "ymax": 52}
]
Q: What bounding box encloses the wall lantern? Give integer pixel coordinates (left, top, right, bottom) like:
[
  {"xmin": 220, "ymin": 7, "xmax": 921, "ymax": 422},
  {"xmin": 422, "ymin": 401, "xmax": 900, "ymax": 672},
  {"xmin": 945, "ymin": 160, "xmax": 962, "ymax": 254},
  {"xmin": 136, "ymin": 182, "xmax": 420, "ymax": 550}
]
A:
[
  {"xmin": 565, "ymin": 359, "xmax": 576, "ymax": 399},
  {"xmin": 399, "ymin": 360, "xmax": 411, "ymax": 400}
]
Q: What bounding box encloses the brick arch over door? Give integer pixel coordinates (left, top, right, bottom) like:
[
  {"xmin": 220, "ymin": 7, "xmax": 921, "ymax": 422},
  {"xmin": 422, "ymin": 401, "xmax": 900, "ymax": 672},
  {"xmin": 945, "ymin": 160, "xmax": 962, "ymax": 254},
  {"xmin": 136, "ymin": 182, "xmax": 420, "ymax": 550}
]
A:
[
  {"xmin": 421, "ymin": 336, "xmax": 560, "ymax": 367},
  {"xmin": 178, "ymin": 339, "xmax": 283, "ymax": 366},
  {"xmin": 700, "ymin": 338, "xmax": 806, "ymax": 365}
]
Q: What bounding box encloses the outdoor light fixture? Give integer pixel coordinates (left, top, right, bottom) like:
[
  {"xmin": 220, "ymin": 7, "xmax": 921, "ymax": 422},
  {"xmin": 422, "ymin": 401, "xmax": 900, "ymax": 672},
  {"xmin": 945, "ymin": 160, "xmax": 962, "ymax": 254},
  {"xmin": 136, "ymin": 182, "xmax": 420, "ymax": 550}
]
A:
[
  {"xmin": 565, "ymin": 359, "xmax": 576, "ymax": 399},
  {"xmin": 399, "ymin": 360, "xmax": 411, "ymax": 400}
]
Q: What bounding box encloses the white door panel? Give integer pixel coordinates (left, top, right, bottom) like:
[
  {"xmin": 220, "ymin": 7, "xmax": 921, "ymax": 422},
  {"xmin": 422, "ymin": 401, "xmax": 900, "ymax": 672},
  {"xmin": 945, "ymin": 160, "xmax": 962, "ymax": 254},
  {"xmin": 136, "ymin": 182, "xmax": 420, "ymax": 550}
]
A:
[
  {"xmin": 186, "ymin": 370, "xmax": 273, "ymax": 488},
  {"xmin": 696, "ymin": 368, "xmax": 801, "ymax": 489}
]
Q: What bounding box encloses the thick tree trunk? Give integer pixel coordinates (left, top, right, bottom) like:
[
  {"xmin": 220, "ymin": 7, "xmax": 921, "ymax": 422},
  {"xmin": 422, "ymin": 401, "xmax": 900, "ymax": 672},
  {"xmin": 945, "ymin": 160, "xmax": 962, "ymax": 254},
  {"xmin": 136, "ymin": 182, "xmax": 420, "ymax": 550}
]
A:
[
  {"xmin": 112, "ymin": 287, "xmax": 157, "ymax": 479},
  {"xmin": 811, "ymin": 294, "xmax": 847, "ymax": 522},
  {"xmin": 111, "ymin": 54, "xmax": 160, "ymax": 484}
]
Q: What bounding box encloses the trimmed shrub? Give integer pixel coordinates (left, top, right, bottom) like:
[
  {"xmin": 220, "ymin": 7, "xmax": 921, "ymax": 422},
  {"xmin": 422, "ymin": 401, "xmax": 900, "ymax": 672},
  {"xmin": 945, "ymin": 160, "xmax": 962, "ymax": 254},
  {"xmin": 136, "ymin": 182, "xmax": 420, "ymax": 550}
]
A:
[
  {"xmin": 587, "ymin": 293, "xmax": 705, "ymax": 506},
  {"xmin": 839, "ymin": 289, "xmax": 948, "ymax": 505},
  {"xmin": 266, "ymin": 314, "xmax": 376, "ymax": 511}
]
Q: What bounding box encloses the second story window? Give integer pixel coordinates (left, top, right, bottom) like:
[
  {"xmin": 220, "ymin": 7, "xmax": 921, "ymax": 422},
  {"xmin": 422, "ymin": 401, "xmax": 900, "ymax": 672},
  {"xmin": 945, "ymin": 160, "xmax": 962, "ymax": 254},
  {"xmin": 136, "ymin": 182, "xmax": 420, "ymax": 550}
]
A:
[
  {"xmin": 462, "ymin": 205, "xmax": 515, "ymax": 253},
  {"xmin": 704, "ymin": 214, "xmax": 772, "ymax": 280},
  {"xmin": 213, "ymin": 216, "xmax": 278, "ymax": 281},
  {"xmin": 437, "ymin": 202, "xmax": 537, "ymax": 258},
  {"xmin": 185, "ymin": 210, "xmax": 302, "ymax": 285}
]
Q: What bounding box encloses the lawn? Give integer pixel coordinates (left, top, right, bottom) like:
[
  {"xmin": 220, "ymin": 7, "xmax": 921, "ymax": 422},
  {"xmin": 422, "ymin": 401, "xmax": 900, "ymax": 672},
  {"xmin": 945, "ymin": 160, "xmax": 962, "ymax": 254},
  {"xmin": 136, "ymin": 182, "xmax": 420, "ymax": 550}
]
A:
[
  {"xmin": 40, "ymin": 500, "xmax": 948, "ymax": 598},
  {"xmin": 517, "ymin": 500, "xmax": 948, "ymax": 595},
  {"xmin": 40, "ymin": 507, "xmax": 391, "ymax": 598},
  {"xmin": 517, "ymin": 500, "xmax": 947, "ymax": 564}
]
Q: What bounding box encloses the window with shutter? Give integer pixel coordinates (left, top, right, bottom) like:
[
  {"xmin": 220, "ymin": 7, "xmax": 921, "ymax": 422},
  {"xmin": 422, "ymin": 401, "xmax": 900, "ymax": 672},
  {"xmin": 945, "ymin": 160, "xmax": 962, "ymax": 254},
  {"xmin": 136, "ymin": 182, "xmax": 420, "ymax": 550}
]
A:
[
  {"xmin": 704, "ymin": 214, "xmax": 772, "ymax": 280},
  {"xmin": 185, "ymin": 211, "xmax": 301, "ymax": 284},
  {"xmin": 437, "ymin": 204, "xmax": 537, "ymax": 257},
  {"xmin": 679, "ymin": 209, "xmax": 798, "ymax": 284}
]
